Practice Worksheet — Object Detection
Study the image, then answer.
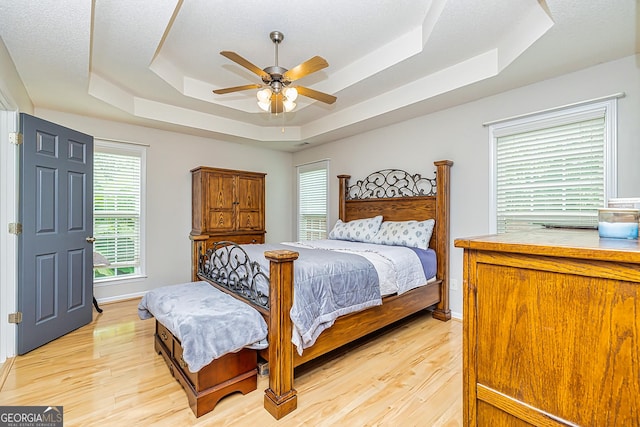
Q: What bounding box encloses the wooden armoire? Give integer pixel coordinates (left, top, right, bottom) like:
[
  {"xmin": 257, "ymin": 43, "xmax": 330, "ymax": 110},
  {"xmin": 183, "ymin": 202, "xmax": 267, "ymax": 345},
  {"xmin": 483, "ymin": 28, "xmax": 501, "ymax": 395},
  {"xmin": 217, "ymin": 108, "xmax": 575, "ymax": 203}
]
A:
[{"xmin": 190, "ymin": 166, "xmax": 266, "ymax": 280}]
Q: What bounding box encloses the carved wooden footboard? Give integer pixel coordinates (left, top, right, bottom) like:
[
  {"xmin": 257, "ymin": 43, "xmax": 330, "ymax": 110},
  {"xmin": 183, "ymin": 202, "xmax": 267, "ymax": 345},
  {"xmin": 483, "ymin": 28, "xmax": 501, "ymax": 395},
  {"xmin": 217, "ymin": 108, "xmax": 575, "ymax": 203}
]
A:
[
  {"xmin": 191, "ymin": 160, "xmax": 453, "ymax": 419},
  {"xmin": 196, "ymin": 242, "xmax": 298, "ymax": 418}
]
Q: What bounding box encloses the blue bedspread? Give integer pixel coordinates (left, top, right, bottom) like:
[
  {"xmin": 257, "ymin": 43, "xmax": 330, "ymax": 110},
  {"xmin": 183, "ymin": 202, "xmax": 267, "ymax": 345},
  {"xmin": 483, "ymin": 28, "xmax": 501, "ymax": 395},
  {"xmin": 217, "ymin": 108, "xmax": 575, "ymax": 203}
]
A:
[{"xmin": 240, "ymin": 243, "xmax": 381, "ymax": 355}]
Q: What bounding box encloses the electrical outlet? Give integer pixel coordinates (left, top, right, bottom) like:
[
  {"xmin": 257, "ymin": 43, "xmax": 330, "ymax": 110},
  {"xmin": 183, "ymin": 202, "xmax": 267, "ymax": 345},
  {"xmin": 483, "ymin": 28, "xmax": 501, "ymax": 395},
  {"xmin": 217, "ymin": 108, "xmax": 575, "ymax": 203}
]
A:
[{"xmin": 450, "ymin": 279, "xmax": 459, "ymax": 291}]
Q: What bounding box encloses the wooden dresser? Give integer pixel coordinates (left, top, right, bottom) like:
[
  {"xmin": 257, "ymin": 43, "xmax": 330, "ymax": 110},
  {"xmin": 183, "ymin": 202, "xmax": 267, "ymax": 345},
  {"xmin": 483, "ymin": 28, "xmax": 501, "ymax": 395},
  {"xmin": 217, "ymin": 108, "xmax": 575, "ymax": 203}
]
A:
[
  {"xmin": 190, "ymin": 167, "xmax": 266, "ymax": 280},
  {"xmin": 455, "ymin": 229, "xmax": 639, "ymax": 426}
]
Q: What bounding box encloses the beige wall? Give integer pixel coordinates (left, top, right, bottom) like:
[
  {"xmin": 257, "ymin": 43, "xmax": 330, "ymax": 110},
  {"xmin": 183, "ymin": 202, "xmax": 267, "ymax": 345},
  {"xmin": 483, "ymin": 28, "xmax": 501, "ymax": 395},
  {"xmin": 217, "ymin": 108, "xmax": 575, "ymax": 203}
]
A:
[
  {"xmin": 293, "ymin": 54, "xmax": 640, "ymax": 317},
  {"xmin": 35, "ymin": 110, "xmax": 294, "ymax": 301}
]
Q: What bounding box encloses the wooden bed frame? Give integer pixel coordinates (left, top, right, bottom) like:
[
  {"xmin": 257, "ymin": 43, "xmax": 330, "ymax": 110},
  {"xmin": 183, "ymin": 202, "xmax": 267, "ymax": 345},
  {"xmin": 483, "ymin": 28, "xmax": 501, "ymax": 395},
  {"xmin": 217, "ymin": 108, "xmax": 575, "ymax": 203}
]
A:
[{"xmin": 190, "ymin": 160, "xmax": 453, "ymax": 419}]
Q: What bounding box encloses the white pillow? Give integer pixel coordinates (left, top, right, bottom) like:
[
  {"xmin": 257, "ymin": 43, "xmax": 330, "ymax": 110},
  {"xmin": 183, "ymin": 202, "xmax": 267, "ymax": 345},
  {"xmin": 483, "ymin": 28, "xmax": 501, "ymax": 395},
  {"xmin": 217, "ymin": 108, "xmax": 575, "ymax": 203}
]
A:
[
  {"xmin": 328, "ymin": 215, "xmax": 383, "ymax": 242},
  {"xmin": 371, "ymin": 219, "xmax": 435, "ymax": 249}
]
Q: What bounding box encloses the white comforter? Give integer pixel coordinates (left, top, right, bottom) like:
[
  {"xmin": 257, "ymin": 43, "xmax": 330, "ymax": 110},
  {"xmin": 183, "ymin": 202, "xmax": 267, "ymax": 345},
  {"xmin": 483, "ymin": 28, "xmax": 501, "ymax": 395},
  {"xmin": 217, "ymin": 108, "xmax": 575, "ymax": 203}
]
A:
[{"xmin": 284, "ymin": 239, "xmax": 430, "ymax": 296}]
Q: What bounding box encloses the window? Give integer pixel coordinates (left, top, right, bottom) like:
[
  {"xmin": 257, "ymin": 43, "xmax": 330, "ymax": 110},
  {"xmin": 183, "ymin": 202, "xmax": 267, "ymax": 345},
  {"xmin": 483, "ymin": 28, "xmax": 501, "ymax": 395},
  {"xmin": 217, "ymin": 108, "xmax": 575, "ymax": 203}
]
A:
[
  {"xmin": 297, "ymin": 160, "xmax": 329, "ymax": 240},
  {"xmin": 93, "ymin": 140, "xmax": 146, "ymax": 282},
  {"xmin": 489, "ymin": 98, "xmax": 617, "ymax": 233}
]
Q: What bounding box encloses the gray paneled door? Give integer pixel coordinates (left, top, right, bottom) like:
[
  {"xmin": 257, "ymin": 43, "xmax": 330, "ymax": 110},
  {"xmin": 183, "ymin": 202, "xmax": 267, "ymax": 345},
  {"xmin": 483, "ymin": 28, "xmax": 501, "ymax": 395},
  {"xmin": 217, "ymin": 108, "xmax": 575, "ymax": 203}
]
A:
[{"xmin": 18, "ymin": 113, "xmax": 94, "ymax": 354}]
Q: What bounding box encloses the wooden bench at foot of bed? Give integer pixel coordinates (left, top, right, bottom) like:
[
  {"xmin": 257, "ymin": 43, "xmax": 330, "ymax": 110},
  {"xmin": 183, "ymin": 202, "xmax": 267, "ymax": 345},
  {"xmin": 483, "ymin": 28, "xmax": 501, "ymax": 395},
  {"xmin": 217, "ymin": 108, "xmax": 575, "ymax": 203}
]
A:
[{"xmin": 154, "ymin": 321, "xmax": 258, "ymax": 417}]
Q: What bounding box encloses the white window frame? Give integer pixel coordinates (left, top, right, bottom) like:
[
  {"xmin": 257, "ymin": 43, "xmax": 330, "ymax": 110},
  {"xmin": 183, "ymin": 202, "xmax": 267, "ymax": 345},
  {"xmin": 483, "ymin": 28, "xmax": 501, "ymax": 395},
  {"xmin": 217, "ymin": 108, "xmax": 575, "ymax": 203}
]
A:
[
  {"xmin": 488, "ymin": 97, "xmax": 618, "ymax": 233},
  {"xmin": 296, "ymin": 159, "xmax": 330, "ymax": 241},
  {"xmin": 93, "ymin": 139, "xmax": 147, "ymax": 285}
]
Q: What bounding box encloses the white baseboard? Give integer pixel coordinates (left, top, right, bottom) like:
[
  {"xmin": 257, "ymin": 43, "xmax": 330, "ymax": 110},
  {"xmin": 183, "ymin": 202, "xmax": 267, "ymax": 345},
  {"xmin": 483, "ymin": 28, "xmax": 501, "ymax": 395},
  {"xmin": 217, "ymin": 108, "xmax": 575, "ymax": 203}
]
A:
[{"xmin": 95, "ymin": 291, "xmax": 146, "ymax": 305}]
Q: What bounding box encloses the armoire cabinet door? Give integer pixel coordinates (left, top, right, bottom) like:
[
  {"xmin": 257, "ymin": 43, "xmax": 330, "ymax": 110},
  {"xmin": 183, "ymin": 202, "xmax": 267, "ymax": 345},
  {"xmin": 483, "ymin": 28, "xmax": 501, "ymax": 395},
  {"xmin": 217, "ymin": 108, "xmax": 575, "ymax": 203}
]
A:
[
  {"xmin": 236, "ymin": 175, "xmax": 264, "ymax": 231},
  {"xmin": 206, "ymin": 173, "xmax": 236, "ymax": 232}
]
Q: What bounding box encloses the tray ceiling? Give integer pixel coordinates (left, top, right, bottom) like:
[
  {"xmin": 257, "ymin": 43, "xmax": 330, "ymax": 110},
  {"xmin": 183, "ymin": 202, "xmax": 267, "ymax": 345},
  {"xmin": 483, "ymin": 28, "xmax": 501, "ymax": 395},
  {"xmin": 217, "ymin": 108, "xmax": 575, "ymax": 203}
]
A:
[{"xmin": 0, "ymin": 0, "xmax": 637, "ymax": 151}]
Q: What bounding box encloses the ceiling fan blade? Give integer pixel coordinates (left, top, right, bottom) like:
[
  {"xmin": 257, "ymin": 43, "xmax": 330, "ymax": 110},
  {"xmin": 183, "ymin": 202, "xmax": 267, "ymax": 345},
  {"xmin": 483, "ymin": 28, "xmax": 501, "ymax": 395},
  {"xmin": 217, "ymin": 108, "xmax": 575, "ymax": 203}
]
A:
[
  {"xmin": 270, "ymin": 94, "xmax": 284, "ymax": 114},
  {"xmin": 296, "ymin": 86, "xmax": 337, "ymax": 104},
  {"xmin": 282, "ymin": 56, "xmax": 329, "ymax": 82},
  {"xmin": 213, "ymin": 83, "xmax": 262, "ymax": 95},
  {"xmin": 220, "ymin": 51, "xmax": 271, "ymax": 81}
]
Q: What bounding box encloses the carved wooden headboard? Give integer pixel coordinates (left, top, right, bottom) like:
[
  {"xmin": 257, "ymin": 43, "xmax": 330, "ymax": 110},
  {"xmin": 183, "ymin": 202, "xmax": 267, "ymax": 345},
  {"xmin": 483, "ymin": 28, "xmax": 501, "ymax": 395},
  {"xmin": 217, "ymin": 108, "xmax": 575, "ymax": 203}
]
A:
[{"xmin": 337, "ymin": 160, "xmax": 452, "ymax": 315}]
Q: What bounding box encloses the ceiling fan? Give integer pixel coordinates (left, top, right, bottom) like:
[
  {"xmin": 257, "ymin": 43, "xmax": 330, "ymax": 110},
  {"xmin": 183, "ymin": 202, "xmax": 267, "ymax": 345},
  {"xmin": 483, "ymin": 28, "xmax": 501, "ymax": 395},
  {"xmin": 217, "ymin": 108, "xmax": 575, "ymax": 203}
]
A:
[{"xmin": 213, "ymin": 31, "xmax": 337, "ymax": 114}]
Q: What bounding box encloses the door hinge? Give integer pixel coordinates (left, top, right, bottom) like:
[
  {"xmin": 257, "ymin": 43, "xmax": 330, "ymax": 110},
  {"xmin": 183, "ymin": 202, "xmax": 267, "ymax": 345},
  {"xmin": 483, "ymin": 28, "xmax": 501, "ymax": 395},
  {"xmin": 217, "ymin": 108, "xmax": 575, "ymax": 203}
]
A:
[
  {"xmin": 8, "ymin": 223, "xmax": 22, "ymax": 235},
  {"xmin": 9, "ymin": 132, "xmax": 23, "ymax": 145},
  {"xmin": 8, "ymin": 312, "xmax": 22, "ymax": 324}
]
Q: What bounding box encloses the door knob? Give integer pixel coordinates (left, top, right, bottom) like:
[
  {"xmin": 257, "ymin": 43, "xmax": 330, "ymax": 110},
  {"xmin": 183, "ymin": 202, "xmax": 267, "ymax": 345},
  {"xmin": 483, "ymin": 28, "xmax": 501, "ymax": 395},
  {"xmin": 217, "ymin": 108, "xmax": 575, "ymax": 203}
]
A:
[{"xmin": 86, "ymin": 236, "xmax": 96, "ymax": 243}]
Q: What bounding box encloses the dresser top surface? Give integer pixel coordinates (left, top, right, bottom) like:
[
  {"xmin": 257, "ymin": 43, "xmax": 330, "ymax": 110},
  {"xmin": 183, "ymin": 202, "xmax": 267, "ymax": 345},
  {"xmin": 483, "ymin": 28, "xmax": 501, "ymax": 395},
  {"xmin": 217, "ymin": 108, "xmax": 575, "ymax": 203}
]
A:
[{"xmin": 455, "ymin": 229, "xmax": 640, "ymax": 263}]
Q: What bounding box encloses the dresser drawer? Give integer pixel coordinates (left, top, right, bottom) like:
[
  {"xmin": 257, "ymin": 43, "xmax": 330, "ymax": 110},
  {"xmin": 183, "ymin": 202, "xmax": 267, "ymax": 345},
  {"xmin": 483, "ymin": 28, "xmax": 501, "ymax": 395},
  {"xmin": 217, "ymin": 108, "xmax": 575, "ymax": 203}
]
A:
[
  {"xmin": 156, "ymin": 322, "xmax": 174, "ymax": 355},
  {"xmin": 202, "ymin": 233, "xmax": 265, "ymax": 250},
  {"xmin": 220, "ymin": 233, "xmax": 264, "ymax": 245}
]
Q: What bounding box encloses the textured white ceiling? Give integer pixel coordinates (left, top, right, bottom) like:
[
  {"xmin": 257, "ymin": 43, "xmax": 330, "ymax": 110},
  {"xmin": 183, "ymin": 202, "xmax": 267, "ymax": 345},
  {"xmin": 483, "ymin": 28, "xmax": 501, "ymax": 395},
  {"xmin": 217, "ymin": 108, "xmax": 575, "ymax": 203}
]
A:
[{"xmin": 0, "ymin": 0, "xmax": 637, "ymax": 151}]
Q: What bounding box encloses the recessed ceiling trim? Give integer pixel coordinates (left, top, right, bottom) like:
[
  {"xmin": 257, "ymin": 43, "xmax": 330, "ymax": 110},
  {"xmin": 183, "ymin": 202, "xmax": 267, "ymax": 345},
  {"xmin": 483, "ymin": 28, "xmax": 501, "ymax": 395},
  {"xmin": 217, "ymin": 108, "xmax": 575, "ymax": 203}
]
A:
[
  {"xmin": 102, "ymin": 0, "xmax": 553, "ymax": 132},
  {"xmin": 27, "ymin": 0, "xmax": 619, "ymax": 151},
  {"xmin": 312, "ymin": 26, "xmax": 425, "ymax": 95},
  {"xmin": 150, "ymin": 0, "xmax": 184, "ymax": 63},
  {"xmin": 149, "ymin": 24, "xmax": 427, "ymax": 114},
  {"xmin": 149, "ymin": 53, "xmax": 185, "ymax": 92},
  {"xmin": 90, "ymin": 72, "xmax": 302, "ymax": 141},
  {"xmin": 134, "ymin": 98, "xmax": 303, "ymax": 141},
  {"xmin": 88, "ymin": 73, "xmax": 135, "ymax": 114},
  {"xmin": 92, "ymin": 4, "xmax": 552, "ymax": 146},
  {"xmin": 300, "ymin": 50, "xmax": 501, "ymax": 141},
  {"xmin": 495, "ymin": 2, "xmax": 554, "ymax": 70},
  {"xmin": 422, "ymin": 0, "xmax": 449, "ymax": 43}
]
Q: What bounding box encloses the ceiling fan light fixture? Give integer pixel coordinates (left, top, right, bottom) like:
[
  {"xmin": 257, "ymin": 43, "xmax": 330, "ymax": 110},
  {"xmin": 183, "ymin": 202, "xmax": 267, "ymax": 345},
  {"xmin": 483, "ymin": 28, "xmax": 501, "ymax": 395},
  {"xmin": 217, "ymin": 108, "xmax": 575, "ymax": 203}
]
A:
[
  {"xmin": 284, "ymin": 87, "xmax": 298, "ymax": 102},
  {"xmin": 257, "ymin": 87, "xmax": 274, "ymax": 112},
  {"xmin": 257, "ymin": 87, "xmax": 272, "ymax": 103},
  {"xmin": 283, "ymin": 99, "xmax": 296, "ymax": 112}
]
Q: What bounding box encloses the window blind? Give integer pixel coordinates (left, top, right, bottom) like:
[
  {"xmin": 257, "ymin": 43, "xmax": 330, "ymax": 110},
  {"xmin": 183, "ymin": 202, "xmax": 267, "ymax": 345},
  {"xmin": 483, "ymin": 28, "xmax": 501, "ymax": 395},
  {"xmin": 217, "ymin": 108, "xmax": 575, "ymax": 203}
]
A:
[
  {"xmin": 94, "ymin": 148, "xmax": 142, "ymax": 280},
  {"xmin": 495, "ymin": 113, "xmax": 608, "ymax": 233},
  {"xmin": 298, "ymin": 161, "xmax": 328, "ymax": 240}
]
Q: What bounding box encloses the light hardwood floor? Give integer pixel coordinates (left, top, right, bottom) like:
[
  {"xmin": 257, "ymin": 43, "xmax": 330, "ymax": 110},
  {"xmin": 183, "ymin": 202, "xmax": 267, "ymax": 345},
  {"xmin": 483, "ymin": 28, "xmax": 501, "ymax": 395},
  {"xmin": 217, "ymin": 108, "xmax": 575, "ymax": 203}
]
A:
[{"xmin": 0, "ymin": 298, "xmax": 462, "ymax": 426}]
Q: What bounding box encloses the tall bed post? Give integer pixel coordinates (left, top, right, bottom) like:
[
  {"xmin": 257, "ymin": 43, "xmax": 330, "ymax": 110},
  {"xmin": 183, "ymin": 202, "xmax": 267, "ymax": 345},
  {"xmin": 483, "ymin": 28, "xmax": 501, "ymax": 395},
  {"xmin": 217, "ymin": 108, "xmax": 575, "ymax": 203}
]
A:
[
  {"xmin": 263, "ymin": 249, "xmax": 299, "ymax": 419},
  {"xmin": 432, "ymin": 160, "xmax": 452, "ymax": 321},
  {"xmin": 189, "ymin": 234, "xmax": 209, "ymax": 282},
  {"xmin": 338, "ymin": 174, "xmax": 350, "ymax": 221}
]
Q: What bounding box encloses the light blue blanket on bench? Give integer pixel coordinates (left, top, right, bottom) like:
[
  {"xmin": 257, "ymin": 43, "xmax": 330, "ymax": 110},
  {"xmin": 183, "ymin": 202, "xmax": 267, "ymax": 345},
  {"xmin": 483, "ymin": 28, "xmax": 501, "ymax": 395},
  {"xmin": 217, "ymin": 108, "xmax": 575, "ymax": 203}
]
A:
[{"xmin": 138, "ymin": 281, "xmax": 268, "ymax": 372}]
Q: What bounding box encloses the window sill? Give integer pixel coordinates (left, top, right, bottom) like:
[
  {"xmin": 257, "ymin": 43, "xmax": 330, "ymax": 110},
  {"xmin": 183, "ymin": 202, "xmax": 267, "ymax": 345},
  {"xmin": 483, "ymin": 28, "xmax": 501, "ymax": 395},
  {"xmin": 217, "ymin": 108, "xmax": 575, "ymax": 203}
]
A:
[{"xmin": 94, "ymin": 274, "xmax": 147, "ymax": 287}]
